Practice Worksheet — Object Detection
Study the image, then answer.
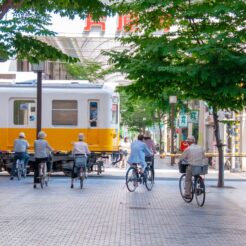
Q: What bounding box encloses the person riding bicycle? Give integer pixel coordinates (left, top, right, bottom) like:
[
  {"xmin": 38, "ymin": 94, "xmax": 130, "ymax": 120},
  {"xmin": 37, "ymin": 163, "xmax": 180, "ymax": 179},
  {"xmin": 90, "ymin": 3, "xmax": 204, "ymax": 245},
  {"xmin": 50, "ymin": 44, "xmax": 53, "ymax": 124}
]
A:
[
  {"xmin": 10, "ymin": 132, "xmax": 30, "ymax": 180},
  {"xmin": 33, "ymin": 131, "xmax": 53, "ymax": 189},
  {"xmin": 180, "ymin": 136, "xmax": 206, "ymax": 199},
  {"xmin": 71, "ymin": 133, "xmax": 90, "ymax": 189},
  {"xmin": 127, "ymin": 134, "xmax": 153, "ymax": 174},
  {"xmin": 143, "ymin": 131, "xmax": 156, "ymax": 180}
]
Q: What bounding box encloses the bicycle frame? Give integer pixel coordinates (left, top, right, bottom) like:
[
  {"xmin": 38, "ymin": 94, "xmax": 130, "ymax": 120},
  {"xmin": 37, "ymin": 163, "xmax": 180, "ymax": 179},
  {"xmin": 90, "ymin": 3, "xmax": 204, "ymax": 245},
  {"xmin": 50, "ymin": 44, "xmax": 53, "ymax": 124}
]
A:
[{"xmin": 71, "ymin": 156, "xmax": 87, "ymax": 189}]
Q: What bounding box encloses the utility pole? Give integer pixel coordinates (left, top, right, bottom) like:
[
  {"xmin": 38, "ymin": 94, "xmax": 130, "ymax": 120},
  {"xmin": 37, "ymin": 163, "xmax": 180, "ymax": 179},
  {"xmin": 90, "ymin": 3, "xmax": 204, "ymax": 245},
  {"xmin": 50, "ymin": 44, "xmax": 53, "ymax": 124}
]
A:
[
  {"xmin": 169, "ymin": 96, "xmax": 177, "ymax": 166},
  {"xmin": 31, "ymin": 62, "xmax": 45, "ymax": 138}
]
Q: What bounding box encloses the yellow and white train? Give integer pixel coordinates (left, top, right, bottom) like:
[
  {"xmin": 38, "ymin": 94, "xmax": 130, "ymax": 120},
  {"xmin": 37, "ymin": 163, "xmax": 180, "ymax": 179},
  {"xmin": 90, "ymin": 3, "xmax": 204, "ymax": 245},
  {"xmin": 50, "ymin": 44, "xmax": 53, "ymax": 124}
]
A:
[{"xmin": 0, "ymin": 80, "xmax": 120, "ymax": 173}]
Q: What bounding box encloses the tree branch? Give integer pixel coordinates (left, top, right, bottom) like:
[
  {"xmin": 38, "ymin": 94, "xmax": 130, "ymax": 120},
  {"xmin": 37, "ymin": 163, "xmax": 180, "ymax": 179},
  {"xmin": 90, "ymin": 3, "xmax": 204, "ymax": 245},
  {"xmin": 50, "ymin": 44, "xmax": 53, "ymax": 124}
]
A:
[
  {"xmin": 0, "ymin": 0, "xmax": 24, "ymax": 19},
  {"xmin": 187, "ymin": 0, "xmax": 204, "ymax": 45}
]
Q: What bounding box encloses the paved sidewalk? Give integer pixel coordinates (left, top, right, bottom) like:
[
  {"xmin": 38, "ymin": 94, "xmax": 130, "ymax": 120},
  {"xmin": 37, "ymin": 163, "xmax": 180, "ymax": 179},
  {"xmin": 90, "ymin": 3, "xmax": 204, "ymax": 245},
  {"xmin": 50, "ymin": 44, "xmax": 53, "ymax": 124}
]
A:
[
  {"xmin": 102, "ymin": 156, "xmax": 246, "ymax": 182},
  {"xmin": 1, "ymin": 156, "xmax": 246, "ymax": 182},
  {"xmin": 0, "ymin": 176, "xmax": 246, "ymax": 246}
]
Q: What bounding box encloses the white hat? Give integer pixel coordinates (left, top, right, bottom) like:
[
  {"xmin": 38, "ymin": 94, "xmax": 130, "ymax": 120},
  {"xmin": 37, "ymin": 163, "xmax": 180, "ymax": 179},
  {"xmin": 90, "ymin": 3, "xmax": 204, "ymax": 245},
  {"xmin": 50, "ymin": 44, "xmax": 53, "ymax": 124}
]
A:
[
  {"xmin": 19, "ymin": 132, "xmax": 25, "ymax": 138},
  {"xmin": 186, "ymin": 136, "xmax": 196, "ymax": 142},
  {"xmin": 78, "ymin": 133, "xmax": 84, "ymax": 140},
  {"xmin": 144, "ymin": 131, "xmax": 151, "ymax": 138},
  {"xmin": 38, "ymin": 131, "xmax": 47, "ymax": 139}
]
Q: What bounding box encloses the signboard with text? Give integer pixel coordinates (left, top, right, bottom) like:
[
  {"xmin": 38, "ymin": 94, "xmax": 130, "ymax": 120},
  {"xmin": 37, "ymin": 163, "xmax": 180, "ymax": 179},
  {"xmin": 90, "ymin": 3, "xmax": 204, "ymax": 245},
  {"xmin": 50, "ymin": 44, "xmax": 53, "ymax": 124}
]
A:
[
  {"xmin": 179, "ymin": 114, "xmax": 188, "ymax": 128},
  {"xmin": 188, "ymin": 111, "xmax": 199, "ymax": 123}
]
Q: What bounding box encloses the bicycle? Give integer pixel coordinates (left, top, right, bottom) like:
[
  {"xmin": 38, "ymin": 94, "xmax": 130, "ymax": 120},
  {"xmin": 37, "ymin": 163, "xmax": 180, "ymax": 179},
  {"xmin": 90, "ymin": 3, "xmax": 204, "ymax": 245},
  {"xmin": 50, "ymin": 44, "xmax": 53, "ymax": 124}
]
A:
[
  {"xmin": 71, "ymin": 155, "xmax": 87, "ymax": 189},
  {"xmin": 179, "ymin": 162, "xmax": 208, "ymax": 207},
  {"xmin": 145, "ymin": 155, "xmax": 154, "ymax": 181},
  {"xmin": 126, "ymin": 162, "xmax": 154, "ymax": 192},
  {"xmin": 10, "ymin": 157, "xmax": 26, "ymax": 180},
  {"xmin": 38, "ymin": 161, "xmax": 49, "ymax": 189},
  {"xmin": 16, "ymin": 158, "xmax": 26, "ymax": 180}
]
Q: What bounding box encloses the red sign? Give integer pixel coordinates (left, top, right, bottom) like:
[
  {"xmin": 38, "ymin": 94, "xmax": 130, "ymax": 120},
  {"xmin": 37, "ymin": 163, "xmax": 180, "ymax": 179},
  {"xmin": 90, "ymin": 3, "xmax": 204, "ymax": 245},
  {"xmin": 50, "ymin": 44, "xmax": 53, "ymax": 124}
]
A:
[
  {"xmin": 84, "ymin": 15, "xmax": 106, "ymax": 31},
  {"xmin": 84, "ymin": 15, "xmax": 169, "ymax": 33}
]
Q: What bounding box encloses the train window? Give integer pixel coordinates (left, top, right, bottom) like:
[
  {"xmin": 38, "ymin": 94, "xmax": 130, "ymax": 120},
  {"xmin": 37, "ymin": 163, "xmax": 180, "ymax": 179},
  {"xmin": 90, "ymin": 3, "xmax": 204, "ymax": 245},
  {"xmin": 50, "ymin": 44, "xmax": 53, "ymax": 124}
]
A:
[
  {"xmin": 112, "ymin": 104, "xmax": 118, "ymax": 124},
  {"xmin": 52, "ymin": 100, "xmax": 78, "ymax": 126},
  {"xmin": 13, "ymin": 100, "xmax": 35, "ymax": 125},
  {"xmin": 89, "ymin": 101, "xmax": 98, "ymax": 127}
]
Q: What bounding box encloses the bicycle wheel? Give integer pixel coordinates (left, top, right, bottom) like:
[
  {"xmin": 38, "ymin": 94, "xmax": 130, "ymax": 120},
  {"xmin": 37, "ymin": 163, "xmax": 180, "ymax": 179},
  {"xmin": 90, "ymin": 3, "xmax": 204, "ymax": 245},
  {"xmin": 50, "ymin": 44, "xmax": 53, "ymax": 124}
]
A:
[
  {"xmin": 195, "ymin": 176, "xmax": 205, "ymax": 207},
  {"xmin": 145, "ymin": 166, "xmax": 154, "ymax": 191},
  {"xmin": 21, "ymin": 161, "xmax": 26, "ymax": 178},
  {"xmin": 22, "ymin": 167, "xmax": 27, "ymax": 178},
  {"xmin": 40, "ymin": 175, "xmax": 44, "ymax": 189},
  {"xmin": 39, "ymin": 164, "xmax": 44, "ymax": 188},
  {"xmin": 80, "ymin": 168, "xmax": 85, "ymax": 189},
  {"xmin": 179, "ymin": 174, "xmax": 193, "ymax": 203},
  {"xmin": 16, "ymin": 160, "xmax": 21, "ymax": 180},
  {"xmin": 126, "ymin": 167, "xmax": 138, "ymax": 192},
  {"xmin": 45, "ymin": 174, "xmax": 49, "ymax": 187}
]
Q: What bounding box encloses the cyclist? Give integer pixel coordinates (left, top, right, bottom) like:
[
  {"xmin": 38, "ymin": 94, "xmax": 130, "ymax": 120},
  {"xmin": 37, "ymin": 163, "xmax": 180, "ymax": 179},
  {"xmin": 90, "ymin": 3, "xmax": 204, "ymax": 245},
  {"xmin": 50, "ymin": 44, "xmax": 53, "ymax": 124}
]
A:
[
  {"xmin": 71, "ymin": 133, "xmax": 90, "ymax": 189},
  {"xmin": 143, "ymin": 131, "xmax": 156, "ymax": 180},
  {"xmin": 33, "ymin": 131, "xmax": 53, "ymax": 189},
  {"xmin": 180, "ymin": 136, "xmax": 206, "ymax": 199},
  {"xmin": 127, "ymin": 134, "xmax": 152, "ymax": 174},
  {"xmin": 10, "ymin": 132, "xmax": 30, "ymax": 180}
]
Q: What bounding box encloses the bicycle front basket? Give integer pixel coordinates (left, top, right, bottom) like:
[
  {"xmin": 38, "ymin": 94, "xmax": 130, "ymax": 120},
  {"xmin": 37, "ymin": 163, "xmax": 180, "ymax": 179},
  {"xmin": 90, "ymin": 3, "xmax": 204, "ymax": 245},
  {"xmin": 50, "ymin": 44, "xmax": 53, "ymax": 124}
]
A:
[
  {"xmin": 178, "ymin": 160, "xmax": 189, "ymax": 173},
  {"xmin": 191, "ymin": 165, "xmax": 208, "ymax": 175}
]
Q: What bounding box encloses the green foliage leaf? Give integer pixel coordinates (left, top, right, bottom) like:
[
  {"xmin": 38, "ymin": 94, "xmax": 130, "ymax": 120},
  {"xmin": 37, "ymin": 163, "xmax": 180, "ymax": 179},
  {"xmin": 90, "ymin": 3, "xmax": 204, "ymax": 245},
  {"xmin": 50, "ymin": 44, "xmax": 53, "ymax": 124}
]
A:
[
  {"xmin": 0, "ymin": 0, "xmax": 114, "ymax": 61},
  {"xmin": 64, "ymin": 60, "xmax": 115, "ymax": 82},
  {"xmin": 108, "ymin": 0, "xmax": 246, "ymax": 112}
]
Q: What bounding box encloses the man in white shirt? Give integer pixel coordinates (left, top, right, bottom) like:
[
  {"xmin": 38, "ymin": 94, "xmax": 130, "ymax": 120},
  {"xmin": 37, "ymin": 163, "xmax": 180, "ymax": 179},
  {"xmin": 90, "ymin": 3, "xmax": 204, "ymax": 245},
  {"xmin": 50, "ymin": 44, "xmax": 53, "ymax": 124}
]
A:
[
  {"xmin": 180, "ymin": 136, "xmax": 206, "ymax": 198},
  {"xmin": 73, "ymin": 133, "xmax": 90, "ymax": 156},
  {"xmin": 71, "ymin": 133, "xmax": 90, "ymax": 188},
  {"xmin": 11, "ymin": 132, "xmax": 30, "ymax": 180}
]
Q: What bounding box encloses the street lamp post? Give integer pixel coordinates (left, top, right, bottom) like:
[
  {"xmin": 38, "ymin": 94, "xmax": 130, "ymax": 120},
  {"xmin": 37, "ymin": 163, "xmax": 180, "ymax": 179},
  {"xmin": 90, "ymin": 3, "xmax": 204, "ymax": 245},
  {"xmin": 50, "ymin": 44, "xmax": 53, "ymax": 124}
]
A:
[
  {"xmin": 169, "ymin": 95, "xmax": 177, "ymax": 166},
  {"xmin": 31, "ymin": 62, "xmax": 45, "ymax": 138}
]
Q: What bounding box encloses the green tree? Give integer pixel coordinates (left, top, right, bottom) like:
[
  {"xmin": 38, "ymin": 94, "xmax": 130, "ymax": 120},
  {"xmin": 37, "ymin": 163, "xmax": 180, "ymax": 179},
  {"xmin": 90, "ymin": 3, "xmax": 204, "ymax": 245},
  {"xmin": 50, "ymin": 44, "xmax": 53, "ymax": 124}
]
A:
[
  {"xmin": 119, "ymin": 87, "xmax": 179, "ymax": 153},
  {"xmin": 64, "ymin": 60, "xmax": 115, "ymax": 82},
  {"xmin": 0, "ymin": 0, "xmax": 113, "ymax": 63},
  {"xmin": 119, "ymin": 90, "xmax": 155, "ymax": 132},
  {"xmin": 109, "ymin": 0, "xmax": 246, "ymax": 187}
]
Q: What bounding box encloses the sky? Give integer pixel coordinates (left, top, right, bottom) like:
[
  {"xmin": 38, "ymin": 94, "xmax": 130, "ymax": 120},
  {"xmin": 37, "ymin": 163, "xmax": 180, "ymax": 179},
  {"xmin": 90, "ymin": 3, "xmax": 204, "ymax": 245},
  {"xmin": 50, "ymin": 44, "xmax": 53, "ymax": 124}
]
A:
[
  {"xmin": 50, "ymin": 14, "xmax": 120, "ymax": 37},
  {"xmin": 50, "ymin": 14, "xmax": 85, "ymax": 36}
]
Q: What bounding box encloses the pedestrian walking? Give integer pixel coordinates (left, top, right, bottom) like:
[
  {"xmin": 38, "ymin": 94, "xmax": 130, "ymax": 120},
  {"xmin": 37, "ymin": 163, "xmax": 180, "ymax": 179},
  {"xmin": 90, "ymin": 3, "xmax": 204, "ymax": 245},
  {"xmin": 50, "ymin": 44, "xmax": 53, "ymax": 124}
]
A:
[{"xmin": 120, "ymin": 136, "xmax": 131, "ymax": 168}]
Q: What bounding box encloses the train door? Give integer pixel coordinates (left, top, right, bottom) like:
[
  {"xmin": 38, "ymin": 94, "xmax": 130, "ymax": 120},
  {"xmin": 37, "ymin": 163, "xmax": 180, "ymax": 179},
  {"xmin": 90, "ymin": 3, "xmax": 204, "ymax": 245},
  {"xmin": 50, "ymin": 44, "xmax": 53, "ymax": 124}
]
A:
[{"xmin": 87, "ymin": 100, "xmax": 99, "ymax": 147}]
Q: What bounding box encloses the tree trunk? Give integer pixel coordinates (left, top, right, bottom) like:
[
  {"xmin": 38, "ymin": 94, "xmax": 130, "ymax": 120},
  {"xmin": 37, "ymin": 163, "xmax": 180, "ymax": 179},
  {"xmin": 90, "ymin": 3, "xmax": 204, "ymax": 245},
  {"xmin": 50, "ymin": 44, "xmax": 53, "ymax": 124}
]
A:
[
  {"xmin": 159, "ymin": 123, "xmax": 163, "ymax": 153},
  {"xmin": 213, "ymin": 111, "xmax": 224, "ymax": 187}
]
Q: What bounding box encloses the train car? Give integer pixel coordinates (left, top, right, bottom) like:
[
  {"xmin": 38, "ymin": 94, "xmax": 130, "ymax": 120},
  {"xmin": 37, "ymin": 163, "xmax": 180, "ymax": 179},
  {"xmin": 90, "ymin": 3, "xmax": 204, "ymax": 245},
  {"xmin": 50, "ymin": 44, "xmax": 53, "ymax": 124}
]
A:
[{"xmin": 0, "ymin": 80, "xmax": 120, "ymax": 174}]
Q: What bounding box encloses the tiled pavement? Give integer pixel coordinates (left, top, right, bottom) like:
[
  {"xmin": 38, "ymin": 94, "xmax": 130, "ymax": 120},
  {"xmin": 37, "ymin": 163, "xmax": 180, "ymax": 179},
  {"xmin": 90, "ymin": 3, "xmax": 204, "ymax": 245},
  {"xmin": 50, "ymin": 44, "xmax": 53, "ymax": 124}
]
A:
[{"xmin": 0, "ymin": 173, "xmax": 246, "ymax": 246}]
